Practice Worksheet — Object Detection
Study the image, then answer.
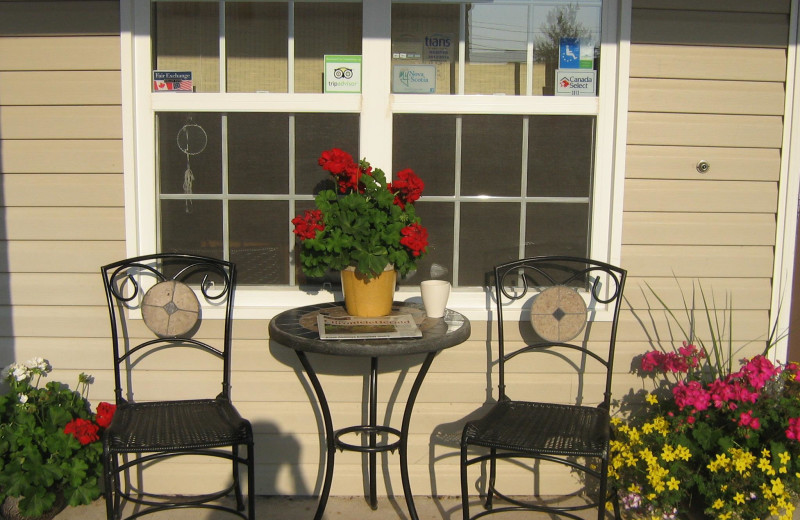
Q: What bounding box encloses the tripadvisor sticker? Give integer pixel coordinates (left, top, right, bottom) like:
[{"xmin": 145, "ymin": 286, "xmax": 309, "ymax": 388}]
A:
[
  {"xmin": 555, "ymin": 69, "xmax": 596, "ymax": 97},
  {"xmin": 324, "ymin": 55, "xmax": 362, "ymax": 93}
]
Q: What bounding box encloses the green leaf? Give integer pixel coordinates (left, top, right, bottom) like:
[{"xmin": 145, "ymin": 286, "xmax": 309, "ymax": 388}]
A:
[
  {"xmin": 64, "ymin": 476, "xmax": 101, "ymax": 506},
  {"xmin": 18, "ymin": 489, "xmax": 56, "ymax": 518}
]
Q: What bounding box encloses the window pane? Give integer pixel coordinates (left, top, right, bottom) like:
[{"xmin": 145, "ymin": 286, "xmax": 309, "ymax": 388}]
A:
[
  {"xmin": 459, "ymin": 202, "xmax": 520, "ymax": 287},
  {"xmin": 531, "ymin": 1, "xmax": 602, "ymax": 96},
  {"xmin": 398, "ymin": 201, "xmax": 454, "ymax": 286},
  {"xmin": 525, "ymin": 202, "xmax": 589, "ymax": 257},
  {"xmin": 465, "ymin": 4, "xmax": 529, "ymax": 95},
  {"xmin": 528, "ymin": 115, "xmax": 594, "ymax": 197},
  {"xmin": 158, "ymin": 113, "xmax": 222, "ymax": 195},
  {"xmin": 153, "ymin": 2, "xmax": 220, "ymax": 93},
  {"xmin": 295, "ymin": 114, "xmax": 360, "ymax": 194},
  {"xmin": 228, "ymin": 113, "xmax": 290, "ymax": 194},
  {"xmin": 393, "ymin": 114, "xmax": 456, "ymax": 197},
  {"xmin": 295, "ymin": 3, "xmax": 362, "ymax": 93},
  {"xmin": 161, "ymin": 200, "xmax": 223, "ymax": 258},
  {"xmin": 462, "ymin": 115, "xmax": 522, "ymax": 197},
  {"xmin": 391, "ymin": 3, "xmax": 460, "ymax": 95},
  {"xmin": 226, "ymin": 2, "xmax": 289, "ymax": 93},
  {"xmin": 230, "ymin": 201, "xmax": 290, "ymax": 284}
]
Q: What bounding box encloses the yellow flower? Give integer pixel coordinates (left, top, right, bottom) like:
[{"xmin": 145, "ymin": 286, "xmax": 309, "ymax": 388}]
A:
[
  {"xmin": 661, "ymin": 445, "xmax": 676, "ymax": 462},
  {"xmin": 712, "ymin": 499, "xmax": 725, "ymax": 510},
  {"xmin": 718, "ymin": 513, "xmax": 732, "ymax": 520},
  {"xmin": 674, "ymin": 445, "xmax": 691, "ymax": 461},
  {"xmin": 759, "ymin": 456, "xmax": 776, "ymax": 475},
  {"xmin": 627, "ymin": 484, "xmax": 641, "ymax": 494},
  {"xmin": 772, "ymin": 478, "xmax": 785, "ymax": 496},
  {"xmin": 779, "ymin": 451, "xmax": 791, "ymax": 465},
  {"xmin": 645, "ymin": 393, "xmax": 658, "ymax": 405},
  {"xmin": 666, "ymin": 477, "xmax": 679, "ymax": 490},
  {"xmin": 733, "ymin": 492, "xmax": 745, "ymax": 505}
]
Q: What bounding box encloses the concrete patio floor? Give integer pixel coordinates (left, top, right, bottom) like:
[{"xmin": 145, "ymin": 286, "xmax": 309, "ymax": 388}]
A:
[{"xmin": 53, "ymin": 495, "xmax": 619, "ymax": 519}]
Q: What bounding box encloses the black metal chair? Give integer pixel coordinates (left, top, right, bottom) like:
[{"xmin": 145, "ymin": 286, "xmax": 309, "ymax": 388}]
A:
[
  {"xmin": 460, "ymin": 256, "xmax": 625, "ymax": 520},
  {"xmin": 100, "ymin": 253, "xmax": 255, "ymax": 520}
]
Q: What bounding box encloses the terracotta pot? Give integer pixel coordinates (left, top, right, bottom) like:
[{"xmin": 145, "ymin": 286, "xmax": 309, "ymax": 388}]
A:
[
  {"xmin": 340, "ymin": 265, "xmax": 396, "ymax": 317},
  {"xmin": 0, "ymin": 494, "xmax": 65, "ymax": 520}
]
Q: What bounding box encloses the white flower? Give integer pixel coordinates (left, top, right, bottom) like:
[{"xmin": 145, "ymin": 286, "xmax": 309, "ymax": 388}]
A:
[
  {"xmin": 18, "ymin": 394, "xmax": 28, "ymax": 404},
  {"xmin": 24, "ymin": 357, "xmax": 50, "ymax": 375},
  {"xmin": 11, "ymin": 366, "xmax": 28, "ymax": 382}
]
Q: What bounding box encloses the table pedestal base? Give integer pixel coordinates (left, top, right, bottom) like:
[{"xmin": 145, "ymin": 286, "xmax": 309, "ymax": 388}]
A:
[{"xmin": 296, "ymin": 351, "xmax": 437, "ymax": 520}]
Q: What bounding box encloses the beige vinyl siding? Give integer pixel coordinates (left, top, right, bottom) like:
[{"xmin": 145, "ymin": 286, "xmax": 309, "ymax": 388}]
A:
[
  {"xmin": 618, "ymin": 0, "xmax": 789, "ymax": 413},
  {"xmin": 0, "ymin": 0, "xmax": 126, "ymax": 450}
]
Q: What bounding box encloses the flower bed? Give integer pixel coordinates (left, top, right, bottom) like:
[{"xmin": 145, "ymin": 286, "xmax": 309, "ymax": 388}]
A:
[{"xmin": 611, "ymin": 345, "xmax": 800, "ymax": 520}]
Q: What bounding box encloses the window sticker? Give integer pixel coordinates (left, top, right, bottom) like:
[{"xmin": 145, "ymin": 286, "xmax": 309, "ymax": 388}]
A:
[
  {"xmin": 559, "ymin": 38, "xmax": 594, "ymax": 70},
  {"xmin": 153, "ymin": 71, "xmax": 193, "ymax": 92},
  {"xmin": 423, "ymin": 33, "xmax": 454, "ymax": 63},
  {"xmin": 323, "ymin": 55, "xmax": 362, "ymax": 93},
  {"xmin": 392, "ymin": 65, "xmax": 436, "ymax": 94},
  {"xmin": 555, "ymin": 69, "xmax": 596, "ymax": 96}
]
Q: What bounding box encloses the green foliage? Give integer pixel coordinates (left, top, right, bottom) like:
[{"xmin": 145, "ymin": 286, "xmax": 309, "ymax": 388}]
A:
[{"xmin": 0, "ymin": 359, "xmax": 106, "ymax": 517}]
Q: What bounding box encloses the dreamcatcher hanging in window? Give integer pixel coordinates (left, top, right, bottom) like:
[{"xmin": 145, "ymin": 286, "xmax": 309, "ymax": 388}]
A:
[{"xmin": 176, "ymin": 119, "xmax": 207, "ymax": 214}]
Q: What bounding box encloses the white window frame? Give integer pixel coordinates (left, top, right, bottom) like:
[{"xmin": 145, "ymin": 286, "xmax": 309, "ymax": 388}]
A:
[{"xmin": 119, "ymin": 0, "xmax": 630, "ymax": 320}]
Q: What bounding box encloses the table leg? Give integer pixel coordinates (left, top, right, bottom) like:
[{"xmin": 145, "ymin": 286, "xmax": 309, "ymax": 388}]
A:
[
  {"xmin": 400, "ymin": 351, "xmax": 438, "ymax": 520},
  {"xmin": 295, "ymin": 351, "xmax": 335, "ymax": 520},
  {"xmin": 368, "ymin": 356, "xmax": 378, "ymax": 509}
]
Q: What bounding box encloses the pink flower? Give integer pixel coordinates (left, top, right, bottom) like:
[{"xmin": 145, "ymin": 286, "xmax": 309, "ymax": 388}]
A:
[
  {"xmin": 787, "ymin": 417, "xmax": 800, "ymax": 441},
  {"xmin": 673, "ymin": 380, "xmax": 711, "ymax": 412},
  {"xmin": 738, "ymin": 410, "xmax": 760, "ymax": 430},
  {"xmin": 741, "ymin": 355, "xmax": 780, "ymax": 390},
  {"xmin": 641, "ymin": 350, "xmax": 665, "ymax": 372}
]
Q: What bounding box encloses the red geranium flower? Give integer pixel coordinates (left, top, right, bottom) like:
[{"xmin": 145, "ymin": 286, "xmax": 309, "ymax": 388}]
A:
[
  {"xmin": 64, "ymin": 417, "xmax": 100, "ymax": 445},
  {"xmin": 400, "ymin": 223, "xmax": 428, "ymax": 257},
  {"xmin": 389, "ymin": 168, "xmax": 424, "ymax": 209},
  {"xmin": 292, "ymin": 209, "xmax": 325, "ymax": 240},
  {"xmin": 318, "ymin": 148, "xmax": 353, "ymax": 175},
  {"xmin": 95, "ymin": 401, "xmax": 117, "ymax": 428}
]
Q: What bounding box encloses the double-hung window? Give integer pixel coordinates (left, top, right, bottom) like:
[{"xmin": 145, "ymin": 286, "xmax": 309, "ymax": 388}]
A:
[{"xmin": 122, "ymin": 0, "xmax": 624, "ymax": 316}]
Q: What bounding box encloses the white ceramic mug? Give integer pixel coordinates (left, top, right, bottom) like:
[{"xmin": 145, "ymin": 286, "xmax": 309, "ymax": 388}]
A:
[{"xmin": 421, "ymin": 280, "xmax": 451, "ymax": 318}]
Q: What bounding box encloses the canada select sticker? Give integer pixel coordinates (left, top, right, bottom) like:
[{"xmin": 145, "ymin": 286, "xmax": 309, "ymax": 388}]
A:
[{"xmin": 555, "ymin": 69, "xmax": 596, "ymax": 96}]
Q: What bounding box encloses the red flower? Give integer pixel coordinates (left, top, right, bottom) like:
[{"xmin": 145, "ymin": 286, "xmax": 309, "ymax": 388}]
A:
[
  {"xmin": 95, "ymin": 401, "xmax": 117, "ymax": 428},
  {"xmin": 400, "ymin": 223, "xmax": 428, "ymax": 257},
  {"xmin": 389, "ymin": 168, "xmax": 424, "ymax": 209},
  {"xmin": 292, "ymin": 209, "xmax": 325, "ymax": 240},
  {"xmin": 318, "ymin": 148, "xmax": 353, "ymax": 175},
  {"xmin": 64, "ymin": 417, "xmax": 100, "ymax": 445}
]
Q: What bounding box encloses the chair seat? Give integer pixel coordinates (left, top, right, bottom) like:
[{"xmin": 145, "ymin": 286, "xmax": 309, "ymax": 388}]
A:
[
  {"xmin": 105, "ymin": 398, "xmax": 251, "ymax": 452},
  {"xmin": 463, "ymin": 400, "xmax": 610, "ymax": 457}
]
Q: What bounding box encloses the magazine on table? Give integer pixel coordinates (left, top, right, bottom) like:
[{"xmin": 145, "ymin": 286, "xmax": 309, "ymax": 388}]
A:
[{"xmin": 317, "ymin": 313, "xmax": 422, "ymax": 340}]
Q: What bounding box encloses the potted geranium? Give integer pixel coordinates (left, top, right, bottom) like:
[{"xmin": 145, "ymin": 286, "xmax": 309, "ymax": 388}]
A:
[
  {"xmin": 292, "ymin": 148, "xmax": 428, "ymax": 316},
  {"xmin": 611, "ymin": 347, "xmax": 800, "ymax": 519},
  {"xmin": 0, "ymin": 358, "xmax": 116, "ymax": 519}
]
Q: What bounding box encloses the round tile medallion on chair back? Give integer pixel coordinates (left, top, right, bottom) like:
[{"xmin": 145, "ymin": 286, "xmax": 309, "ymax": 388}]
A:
[{"xmin": 341, "ymin": 265, "xmax": 396, "ymax": 317}]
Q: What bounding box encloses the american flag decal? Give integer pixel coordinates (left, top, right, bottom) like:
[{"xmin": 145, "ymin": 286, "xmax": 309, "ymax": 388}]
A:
[{"xmin": 153, "ymin": 71, "xmax": 193, "ymax": 92}]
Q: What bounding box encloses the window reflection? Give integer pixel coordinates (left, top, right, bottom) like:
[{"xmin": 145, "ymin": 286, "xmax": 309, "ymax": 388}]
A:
[{"xmin": 392, "ymin": 0, "xmax": 602, "ymax": 96}]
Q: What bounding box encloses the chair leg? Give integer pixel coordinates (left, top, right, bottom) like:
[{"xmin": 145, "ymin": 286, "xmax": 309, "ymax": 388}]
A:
[
  {"xmin": 102, "ymin": 448, "xmax": 117, "ymax": 520},
  {"xmin": 232, "ymin": 445, "xmax": 245, "ymax": 511},
  {"xmin": 485, "ymin": 448, "xmax": 496, "ymax": 510},
  {"xmin": 460, "ymin": 442, "xmax": 471, "ymax": 520}
]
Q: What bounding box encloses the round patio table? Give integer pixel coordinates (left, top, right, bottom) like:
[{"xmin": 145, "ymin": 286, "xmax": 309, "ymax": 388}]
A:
[{"xmin": 268, "ymin": 301, "xmax": 471, "ymax": 520}]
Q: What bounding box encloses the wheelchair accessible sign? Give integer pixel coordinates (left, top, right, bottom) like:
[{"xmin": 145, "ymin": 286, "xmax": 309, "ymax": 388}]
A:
[{"xmin": 324, "ymin": 55, "xmax": 362, "ymax": 93}]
